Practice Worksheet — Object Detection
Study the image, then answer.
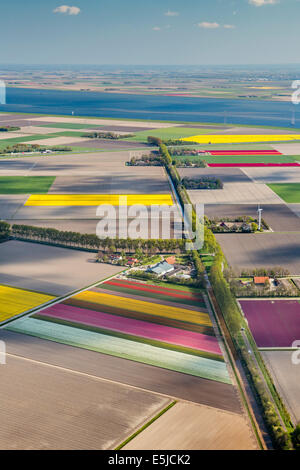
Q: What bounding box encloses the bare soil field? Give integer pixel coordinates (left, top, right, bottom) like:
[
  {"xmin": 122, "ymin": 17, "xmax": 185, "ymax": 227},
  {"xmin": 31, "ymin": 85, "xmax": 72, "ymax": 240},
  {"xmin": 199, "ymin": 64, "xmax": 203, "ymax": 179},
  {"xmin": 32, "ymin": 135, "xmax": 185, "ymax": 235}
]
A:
[
  {"xmin": 0, "ymin": 353, "xmax": 170, "ymax": 450},
  {"xmin": 0, "ymin": 133, "xmax": 28, "ymax": 140},
  {"xmin": 220, "ymin": 127, "xmax": 298, "ymax": 135},
  {"xmin": 0, "ymin": 152, "xmax": 142, "ymax": 175},
  {"xmin": 18, "ymin": 126, "xmax": 66, "ymax": 135},
  {"xmin": 124, "ymin": 402, "xmax": 257, "ymax": 450},
  {"xmin": 216, "ymin": 233, "xmax": 300, "ymax": 274},
  {"xmin": 272, "ymin": 143, "xmax": 300, "ymax": 155},
  {"xmin": 0, "ymin": 195, "xmax": 28, "ymax": 219},
  {"xmin": 27, "ymin": 116, "xmax": 181, "ymax": 129},
  {"xmin": 77, "ymin": 139, "xmax": 150, "ymax": 150},
  {"xmin": 262, "ymin": 351, "xmax": 300, "ymax": 424},
  {"xmin": 241, "ymin": 167, "xmax": 300, "ymax": 183},
  {"xmin": 204, "ymin": 204, "xmax": 300, "ymax": 232},
  {"xmin": 178, "ymin": 167, "xmax": 252, "ymax": 183},
  {"xmin": 10, "ymin": 219, "xmax": 100, "ymax": 234},
  {"xmin": 288, "ymin": 204, "xmax": 300, "ymax": 220},
  {"xmin": 0, "ymin": 241, "xmax": 121, "ymax": 296},
  {"xmin": 0, "ymin": 330, "xmax": 242, "ymax": 413},
  {"xmin": 10, "ymin": 205, "xmax": 101, "ymax": 220},
  {"xmin": 24, "ymin": 136, "xmax": 91, "ymax": 146},
  {"xmin": 99, "ymin": 125, "xmax": 155, "ymax": 132},
  {"xmin": 48, "ymin": 171, "xmax": 170, "ymax": 194},
  {"xmin": 188, "ymin": 182, "xmax": 283, "ymax": 205}
]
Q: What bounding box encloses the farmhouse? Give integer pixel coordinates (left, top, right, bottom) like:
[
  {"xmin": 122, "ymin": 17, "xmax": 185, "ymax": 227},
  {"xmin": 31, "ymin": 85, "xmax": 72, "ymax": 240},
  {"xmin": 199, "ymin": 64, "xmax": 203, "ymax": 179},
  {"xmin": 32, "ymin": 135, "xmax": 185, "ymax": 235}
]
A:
[
  {"xmin": 148, "ymin": 261, "xmax": 174, "ymax": 277},
  {"xmin": 254, "ymin": 276, "xmax": 270, "ymax": 286}
]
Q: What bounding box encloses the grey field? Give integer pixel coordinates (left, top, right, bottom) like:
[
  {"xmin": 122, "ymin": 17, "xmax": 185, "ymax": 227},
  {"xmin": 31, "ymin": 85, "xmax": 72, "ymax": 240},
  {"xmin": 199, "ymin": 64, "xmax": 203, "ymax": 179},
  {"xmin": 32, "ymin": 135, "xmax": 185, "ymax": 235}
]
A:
[
  {"xmin": 216, "ymin": 233, "xmax": 300, "ymax": 275},
  {"xmin": 262, "ymin": 351, "xmax": 300, "ymax": 424},
  {"xmin": 0, "ymin": 240, "xmax": 121, "ymax": 296},
  {"xmin": 0, "ymin": 353, "xmax": 170, "ymax": 450}
]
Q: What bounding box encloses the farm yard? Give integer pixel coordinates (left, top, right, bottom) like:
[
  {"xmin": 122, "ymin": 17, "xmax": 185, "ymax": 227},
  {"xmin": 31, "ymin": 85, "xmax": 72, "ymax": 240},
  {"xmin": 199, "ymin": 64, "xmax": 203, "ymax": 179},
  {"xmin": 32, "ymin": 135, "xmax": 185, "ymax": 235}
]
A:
[
  {"xmin": 239, "ymin": 300, "xmax": 300, "ymax": 349},
  {"xmin": 204, "ymin": 203, "xmax": 300, "ymax": 232}
]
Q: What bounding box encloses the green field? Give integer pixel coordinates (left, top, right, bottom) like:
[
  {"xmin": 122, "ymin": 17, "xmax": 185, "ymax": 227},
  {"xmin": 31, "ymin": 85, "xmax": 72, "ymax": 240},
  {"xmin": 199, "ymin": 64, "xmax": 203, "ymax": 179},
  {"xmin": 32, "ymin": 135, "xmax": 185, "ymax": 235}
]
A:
[
  {"xmin": 39, "ymin": 123, "xmax": 102, "ymax": 130},
  {"xmin": 125, "ymin": 127, "xmax": 210, "ymax": 143},
  {"xmin": 267, "ymin": 183, "xmax": 300, "ymax": 203},
  {"xmin": 0, "ymin": 176, "xmax": 55, "ymax": 194},
  {"xmin": 175, "ymin": 154, "xmax": 297, "ymax": 164}
]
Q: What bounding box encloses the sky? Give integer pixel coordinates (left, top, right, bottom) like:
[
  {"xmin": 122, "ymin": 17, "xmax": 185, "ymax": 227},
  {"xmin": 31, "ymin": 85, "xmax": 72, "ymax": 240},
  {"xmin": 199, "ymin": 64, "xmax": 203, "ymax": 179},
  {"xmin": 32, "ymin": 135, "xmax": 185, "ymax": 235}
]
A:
[{"xmin": 0, "ymin": 0, "xmax": 299, "ymax": 65}]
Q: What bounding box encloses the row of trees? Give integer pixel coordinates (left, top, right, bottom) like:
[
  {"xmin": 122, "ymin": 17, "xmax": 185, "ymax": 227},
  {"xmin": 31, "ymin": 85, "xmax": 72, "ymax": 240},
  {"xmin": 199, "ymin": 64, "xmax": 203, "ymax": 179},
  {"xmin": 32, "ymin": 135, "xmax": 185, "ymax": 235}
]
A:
[
  {"xmin": 85, "ymin": 132, "xmax": 134, "ymax": 140},
  {"xmin": 9, "ymin": 223, "xmax": 186, "ymax": 253}
]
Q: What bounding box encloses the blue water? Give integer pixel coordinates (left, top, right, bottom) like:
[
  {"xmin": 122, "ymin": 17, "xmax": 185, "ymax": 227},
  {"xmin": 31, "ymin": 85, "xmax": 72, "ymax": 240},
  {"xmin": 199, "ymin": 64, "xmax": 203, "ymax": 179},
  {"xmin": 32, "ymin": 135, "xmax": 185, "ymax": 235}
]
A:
[{"xmin": 0, "ymin": 87, "xmax": 299, "ymax": 128}]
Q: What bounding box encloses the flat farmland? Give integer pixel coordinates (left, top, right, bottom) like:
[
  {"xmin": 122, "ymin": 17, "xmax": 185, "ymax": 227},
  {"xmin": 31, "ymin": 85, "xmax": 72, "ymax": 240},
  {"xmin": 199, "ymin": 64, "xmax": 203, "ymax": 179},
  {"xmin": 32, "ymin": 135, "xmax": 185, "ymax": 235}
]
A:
[
  {"xmin": 22, "ymin": 136, "xmax": 91, "ymax": 146},
  {"xmin": 0, "ymin": 285, "xmax": 54, "ymax": 324},
  {"xmin": 239, "ymin": 299, "xmax": 300, "ymax": 348},
  {"xmin": 0, "ymin": 354, "xmax": 170, "ymax": 450},
  {"xmin": 262, "ymin": 351, "xmax": 300, "ymax": 424},
  {"xmin": 204, "ymin": 204, "xmax": 300, "ymax": 232},
  {"xmin": 0, "ymin": 152, "xmax": 160, "ymax": 176},
  {"xmin": 0, "ymin": 195, "xmax": 28, "ymax": 219},
  {"xmin": 126, "ymin": 127, "xmax": 209, "ymax": 142},
  {"xmin": 77, "ymin": 139, "xmax": 150, "ymax": 150},
  {"xmin": 26, "ymin": 116, "xmax": 181, "ymax": 128},
  {"xmin": 6, "ymin": 277, "xmax": 232, "ymax": 384},
  {"xmin": 48, "ymin": 171, "xmax": 171, "ymax": 194},
  {"xmin": 241, "ymin": 167, "xmax": 300, "ymax": 183},
  {"xmin": 0, "ymin": 241, "xmax": 121, "ymax": 296},
  {"xmin": 216, "ymin": 233, "xmax": 300, "ymax": 275},
  {"xmin": 24, "ymin": 194, "xmax": 173, "ymax": 207},
  {"xmin": 178, "ymin": 167, "xmax": 252, "ymax": 183},
  {"xmin": 187, "ymin": 182, "xmax": 282, "ymax": 205},
  {"xmin": 124, "ymin": 402, "xmax": 257, "ymax": 450},
  {"xmin": 181, "ymin": 134, "xmax": 300, "ymax": 144},
  {"xmin": 0, "ymin": 330, "xmax": 241, "ymax": 413},
  {"xmin": 272, "ymin": 143, "xmax": 300, "ymax": 155},
  {"xmin": 0, "ymin": 176, "xmax": 55, "ymax": 194},
  {"xmin": 267, "ymin": 183, "xmax": 300, "ymax": 203}
]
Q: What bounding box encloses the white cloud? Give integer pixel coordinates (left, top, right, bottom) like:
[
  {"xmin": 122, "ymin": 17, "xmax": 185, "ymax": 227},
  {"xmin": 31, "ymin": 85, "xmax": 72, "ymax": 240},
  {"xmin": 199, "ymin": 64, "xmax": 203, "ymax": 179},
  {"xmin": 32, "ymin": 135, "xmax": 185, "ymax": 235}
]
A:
[
  {"xmin": 198, "ymin": 22, "xmax": 220, "ymax": 29},
  {"xmin": 152, "ymin": 26, "xmax": 161, "ymax": 31},
  {"xmin": 53, "ymin": 5, "xmax": 81, "ymax": 15},
  {"xmin": 164, "ymin": 10, "xmax": 179, "ymax": 17},
  {"xmin": 248, "ymin": 0, "xmax": 278, "ymax": 6},
  {"xmin": 224, "ymin": 24, "xmax": 235, "ymax": 29}
]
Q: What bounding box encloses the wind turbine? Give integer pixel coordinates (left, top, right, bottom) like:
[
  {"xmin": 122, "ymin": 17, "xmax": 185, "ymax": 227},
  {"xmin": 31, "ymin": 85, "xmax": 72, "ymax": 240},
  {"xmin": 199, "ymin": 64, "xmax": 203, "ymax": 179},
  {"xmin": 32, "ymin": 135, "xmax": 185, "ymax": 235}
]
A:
[{"xmin": 257, "ymin": 205, "xmax": 263, "ymax": 231}]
